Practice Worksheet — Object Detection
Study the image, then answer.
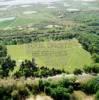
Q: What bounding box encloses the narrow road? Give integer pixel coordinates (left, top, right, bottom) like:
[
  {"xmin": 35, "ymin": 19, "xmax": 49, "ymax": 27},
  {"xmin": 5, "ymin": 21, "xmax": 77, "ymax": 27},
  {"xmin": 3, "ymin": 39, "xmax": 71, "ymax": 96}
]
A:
[{"xmin": 46, "ymin": 73, "xmax": 96, "ymax": 83}]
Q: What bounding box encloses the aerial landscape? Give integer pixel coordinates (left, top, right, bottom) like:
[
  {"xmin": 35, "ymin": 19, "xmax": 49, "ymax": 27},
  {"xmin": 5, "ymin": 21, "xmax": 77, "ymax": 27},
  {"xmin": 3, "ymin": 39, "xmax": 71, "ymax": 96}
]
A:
[{"xmin": 0, "ymin": 0, "xmax": 99, "ymax": 100}]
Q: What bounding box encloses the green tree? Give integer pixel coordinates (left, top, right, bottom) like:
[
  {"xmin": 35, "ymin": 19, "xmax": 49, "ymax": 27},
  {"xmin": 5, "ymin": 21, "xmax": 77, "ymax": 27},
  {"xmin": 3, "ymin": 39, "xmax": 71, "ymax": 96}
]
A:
[
  {"xmin": 19, "ymin": 59, "xmax": 37, "ymax": 77},
  {"xmin": 0, "ymin": 45, "xmax": 7, "ymax": 64},
  {"xmin": 1, "ymin": 56, "xmax": 16, "ymax": 77},
  {"xmin": 92, "ymin": 53, "xmax": 99, "ymax": 63}
]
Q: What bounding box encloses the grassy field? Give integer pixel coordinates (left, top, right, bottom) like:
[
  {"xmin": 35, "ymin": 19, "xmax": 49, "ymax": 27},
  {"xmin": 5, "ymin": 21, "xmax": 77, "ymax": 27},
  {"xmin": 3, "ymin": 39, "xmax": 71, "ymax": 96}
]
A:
[{"xmin": 7, "ymin": 39, "xmax": 92, "ymax": 72}]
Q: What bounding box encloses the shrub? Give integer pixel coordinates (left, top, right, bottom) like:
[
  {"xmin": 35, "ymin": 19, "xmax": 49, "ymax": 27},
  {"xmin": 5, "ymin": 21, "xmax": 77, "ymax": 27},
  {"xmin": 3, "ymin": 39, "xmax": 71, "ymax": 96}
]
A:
[
  {"xmin": 11, "ymin": 90, "xmax": 19, "ymax": 100},
  {"xmin": 95, "ymin": 91, "xmax": 99, "ymax": 100},
  {"xmin": 73, "ymin": 68, "xmax": 83, "ymax": 75},
  {"xmin": 50, "ymin": 86, "xmax": 70, "ymax": 100},
  {"xmin": 82, "ymin": 77, "xmax": 99, "ymax": 94},
  {"xmin": 38, "ymin": 79, "xmax": 74, "ymax": 100},
  {"xmin": 1, "ymin": 56, "xmax": 16, "ymax": 77},
  {"xmin": 83, "ymin": 64, "xmax": 99, "ymax": 74}
]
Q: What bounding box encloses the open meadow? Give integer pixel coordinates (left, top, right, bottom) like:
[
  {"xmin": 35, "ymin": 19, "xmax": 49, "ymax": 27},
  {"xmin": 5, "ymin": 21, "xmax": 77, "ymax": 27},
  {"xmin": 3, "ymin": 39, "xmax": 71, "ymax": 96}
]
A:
[{"xmin": 7, "ymin": 39, "xmax": 92, "ymax": 72}]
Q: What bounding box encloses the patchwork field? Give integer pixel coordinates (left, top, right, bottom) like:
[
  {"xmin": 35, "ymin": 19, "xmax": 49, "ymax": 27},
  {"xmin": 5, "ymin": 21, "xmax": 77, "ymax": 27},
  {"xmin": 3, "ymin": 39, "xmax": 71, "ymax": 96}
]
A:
[
  {"xmin": 7, "ymin": 39, "xmax": 92, "ymax": 72},
  {"xmin": 0, "ymin": 0, "xmax": 99, "ymax": 29}
]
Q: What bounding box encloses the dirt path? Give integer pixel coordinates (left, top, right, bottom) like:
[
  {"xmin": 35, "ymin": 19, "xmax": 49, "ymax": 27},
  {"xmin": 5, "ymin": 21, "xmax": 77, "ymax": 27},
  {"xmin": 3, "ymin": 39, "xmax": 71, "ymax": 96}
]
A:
[{"xmin": 27, "ymin": 95, "xmax": 53, "ymax": 100}]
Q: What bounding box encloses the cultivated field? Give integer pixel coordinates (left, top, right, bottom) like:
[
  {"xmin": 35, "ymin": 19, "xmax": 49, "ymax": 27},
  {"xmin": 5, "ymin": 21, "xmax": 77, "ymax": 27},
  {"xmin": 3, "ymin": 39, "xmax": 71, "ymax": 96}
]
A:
[
  {"xmin": 0, "ymin": 0, "xmax": 99, "ymax": 29},
  {"xmin": 7, "ymin": 39, "xmax": 92, "ymax": 72}
]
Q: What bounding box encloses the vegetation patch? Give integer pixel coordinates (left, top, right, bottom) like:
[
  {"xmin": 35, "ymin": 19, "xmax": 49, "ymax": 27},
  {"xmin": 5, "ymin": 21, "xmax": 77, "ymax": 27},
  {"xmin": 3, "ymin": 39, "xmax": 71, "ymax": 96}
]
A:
[{"xmin": 7, "ymin": 39, "xmax": 92, "ymax": 72}]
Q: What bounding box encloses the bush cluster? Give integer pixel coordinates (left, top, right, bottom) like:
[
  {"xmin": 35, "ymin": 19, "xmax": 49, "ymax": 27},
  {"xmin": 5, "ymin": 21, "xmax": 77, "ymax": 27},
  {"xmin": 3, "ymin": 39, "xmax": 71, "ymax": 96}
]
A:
[
  {"xmin": 13, "ymin": 59, "xmax": 65, "ymax": 78},
  {"xmin": 0, "ymin": 78, "xmax": 76, "ymax": 100},
  {"xmin": 82, "ymin": 77, "xmax": 99, "ymax": 95}
]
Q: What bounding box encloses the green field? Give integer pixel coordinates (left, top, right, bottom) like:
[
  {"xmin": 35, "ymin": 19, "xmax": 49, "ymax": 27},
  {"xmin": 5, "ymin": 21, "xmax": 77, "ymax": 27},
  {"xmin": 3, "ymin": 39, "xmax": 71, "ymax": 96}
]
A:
[
  {"xmin": 0, "ymin": 12, "xmax": 57, "ymax": 28},
  {"xmin": 0, "ymin": 0, "xmax": 99, "ymax": 29},
  {"xmin": 7, "ymin": 39, "xmax": 92, "ymax": 72}
]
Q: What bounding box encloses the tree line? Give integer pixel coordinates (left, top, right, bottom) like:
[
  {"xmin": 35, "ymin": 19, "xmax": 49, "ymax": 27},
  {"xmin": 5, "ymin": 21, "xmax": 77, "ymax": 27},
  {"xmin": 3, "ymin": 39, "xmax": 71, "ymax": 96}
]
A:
[{"xmin": 0, "ymin": 45, "xmax": 65, "ymax": 78}]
